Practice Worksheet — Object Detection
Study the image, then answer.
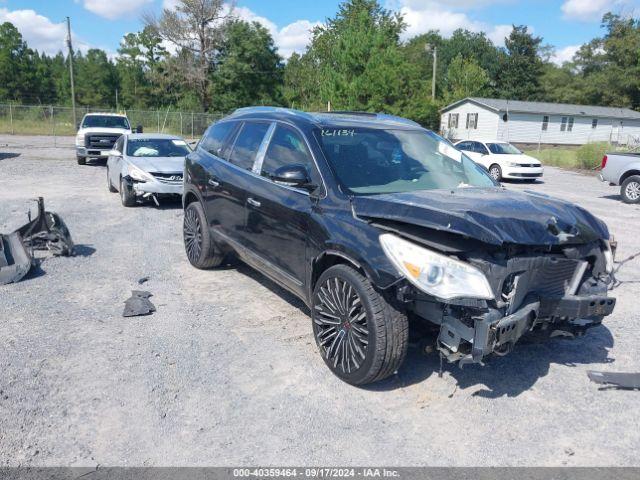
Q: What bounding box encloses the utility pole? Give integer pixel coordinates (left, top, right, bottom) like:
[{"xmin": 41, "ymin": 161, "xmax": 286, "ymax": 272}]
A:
[
  {"xmin": 66, "ymin": 17, "xmax": 77, "ymax": 129},
  {"xmin": 425, "ymin": 44, "xmax": 437, "ymax": 100}
]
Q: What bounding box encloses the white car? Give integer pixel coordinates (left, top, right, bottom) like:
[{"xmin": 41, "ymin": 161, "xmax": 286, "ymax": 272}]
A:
[{"xmin": 454, "ymin": 140, "xmax": 543, "ymax": 182}]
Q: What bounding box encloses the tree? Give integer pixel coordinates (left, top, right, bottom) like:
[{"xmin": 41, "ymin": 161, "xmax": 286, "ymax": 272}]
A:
[
  {"xmin": 497, "ymin": 26, "xmax": 543, "ymax": 100},
  {"xmin": 210, "ymin": 20, "xmax": 283, "ymax": 112},
  {"xmin": 444, "ymin": 54, "xmax": 490, "ymax": 104},
  {"xmin": 144, "ymin": 0, "xmax": 232, "ymax": 110},
  {"xmin": 75, "ymin": 49, "xmax": 119, "ymax": 107}
]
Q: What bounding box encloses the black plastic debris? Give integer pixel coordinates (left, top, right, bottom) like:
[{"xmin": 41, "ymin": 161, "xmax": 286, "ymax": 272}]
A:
[
  {"xmin": 123, "ymin": 290, "xmax": 156, "ymax": 317},
  {"xmin": 0, "ymin": 197, "xmax": 74, "ymax": 285},
  {"xmin": 587, "ymin": 370, "xmax": 640, "ymax": 390},
  {"xmin": 137, "ymin": 276, "xmax": 149, "ymax": 285}
]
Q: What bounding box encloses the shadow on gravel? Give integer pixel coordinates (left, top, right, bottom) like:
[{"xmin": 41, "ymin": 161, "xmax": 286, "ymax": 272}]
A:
[
  {"xmin": 600, "ymin": 194, "xmax": 622, "ymax": 202},
  {"xmin": 74, "ymin": 244, "xmax": 97, "ymax": 257},
  {"xmin": 370, "ymin": 325, "xmax": 615, "ymax": 396},
  {"xmin": 0, "ymin": 152, "xmax": 21, "ymax": 161},
  {"xmin": 235, "ymin": 262, "xmax": 309, "ymax": 316}
]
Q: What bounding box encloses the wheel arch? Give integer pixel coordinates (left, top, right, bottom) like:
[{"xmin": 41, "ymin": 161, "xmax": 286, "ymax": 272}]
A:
[
  {"xmin": 620, "ymin": 169, "xmax": 640, "ymax": 185},
  {"xmin": 183, "ymin": 189, "xmax": 201, "ymax": 210}
]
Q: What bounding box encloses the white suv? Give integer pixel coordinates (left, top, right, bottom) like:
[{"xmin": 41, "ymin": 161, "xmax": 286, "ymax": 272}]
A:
[{"xmin": 75, "ymin": 113, "xmax": 136, "ymax": 165}]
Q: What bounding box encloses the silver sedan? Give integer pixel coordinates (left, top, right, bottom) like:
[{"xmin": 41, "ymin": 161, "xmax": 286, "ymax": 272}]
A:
[{"xmin": 106, "ymin": 133, "xmax": 191, "ymax": 207}]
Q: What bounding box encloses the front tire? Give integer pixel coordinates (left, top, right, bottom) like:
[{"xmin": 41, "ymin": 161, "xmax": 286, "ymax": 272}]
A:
[
  {"xmin": 621, "ymin": 175, "xmax": 640, "ymax": 204},
  {"xmin": 77, "ymin": 156, "xmax": 86, "ymax": 165},
  {"xmin": 183, "ymin": 201, "xmax": 224, "ymax": 269},
  {"xmin": 489, "ymin": 164, "xmax": 502, "ymax": 181},
  {"xmin": 312, "ymin": 264, "xmax": 408, "ymax": 386},
  {"xmin": 120, "ymin": 177, "xmax": 136, "ymax": 207}
]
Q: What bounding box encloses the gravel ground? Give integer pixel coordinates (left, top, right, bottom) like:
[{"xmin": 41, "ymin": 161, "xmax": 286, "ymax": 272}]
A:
[{"xmin": 1, "ymin": 135, "xmax": 639, "ymax": 467}]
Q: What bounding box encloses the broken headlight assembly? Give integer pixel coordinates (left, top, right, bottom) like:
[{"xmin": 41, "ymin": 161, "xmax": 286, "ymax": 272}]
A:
[
  {"xmin": 127, "ymin": 163, "xmax": 154, "ymax": 182},
  {"xmin": 379, "ymin": 233, "xmax": 494, "ymax": 300}
]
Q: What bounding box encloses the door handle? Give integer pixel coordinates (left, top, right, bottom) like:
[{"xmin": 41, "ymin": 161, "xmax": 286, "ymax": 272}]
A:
[
  {"xmin": 208, "ymin": 178, "xmax": 220, "ymax": 187},
  {"xmin": 247, "ymin": 197, "xmax": 261, "ymax": 208}
]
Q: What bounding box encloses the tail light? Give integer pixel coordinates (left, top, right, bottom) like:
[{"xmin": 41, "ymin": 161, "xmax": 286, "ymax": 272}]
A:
[{"xmin": 601, "ymin": 155, "xmax": 608, "ymax": 169}]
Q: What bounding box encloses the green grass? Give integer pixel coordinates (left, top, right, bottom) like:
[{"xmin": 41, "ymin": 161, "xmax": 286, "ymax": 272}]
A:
[{"xmin": 525, "ymin": 142, "xmax": 621, "ymax": 170}]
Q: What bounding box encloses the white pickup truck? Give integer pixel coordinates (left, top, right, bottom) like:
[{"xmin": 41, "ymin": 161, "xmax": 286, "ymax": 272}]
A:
[
  {"xmin": 599, "ymin": 152, "xmax": 640, "ymax": 204},
  {"xmin": 75, "ymin": 113, "xmax": 141, "ymax": 165}
]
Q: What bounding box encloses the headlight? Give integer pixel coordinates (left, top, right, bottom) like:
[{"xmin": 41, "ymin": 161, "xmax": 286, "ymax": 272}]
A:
[
  {"xmin": 603, "ymin": 240, "xmax": 614, "ymax": 274},
  {"xmin": 127, "ymin": 164, "xmax": 153, "ymax": 182},
  {"xmin": 379, "ymin": 234, "xmax": 494, "ymax": 300},
  {"xmin": 75, "ymin": 133, "xmax": 84, "ymax": 146},
  {"xmin": 507, "ymin": 162, "xmax": 519, "ymax": 167}
]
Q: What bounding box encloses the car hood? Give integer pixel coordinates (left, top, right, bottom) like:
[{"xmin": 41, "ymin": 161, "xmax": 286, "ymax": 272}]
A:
[
  {"xmin": 79, "ymin": 127, "xmax": 130, "ymax": 136},
  {"xmin": 128, "ymin": 156, "xmax": 185, "ymax": 173},
  {"xmin": 352, "ymin": 187, "xmax": 609, "ymax": 246}
]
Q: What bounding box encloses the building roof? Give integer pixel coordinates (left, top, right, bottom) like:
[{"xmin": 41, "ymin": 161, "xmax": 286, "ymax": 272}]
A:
[{"xmin": 442, "ymin": 97, "xmax": 640, "ymax": 120}]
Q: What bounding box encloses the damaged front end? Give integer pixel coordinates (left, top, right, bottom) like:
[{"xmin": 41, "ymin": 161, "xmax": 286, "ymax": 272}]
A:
[
  {"xmin": 0, "ymin": 197, "xmax": 74, "ymax": 285},
  {"xmin": 424, "ymin": 241, "xmax": 616, "ymax": 366},
  {"xmin": 353, "ymin": 187, "xmax": 618, "ymax": 368}
]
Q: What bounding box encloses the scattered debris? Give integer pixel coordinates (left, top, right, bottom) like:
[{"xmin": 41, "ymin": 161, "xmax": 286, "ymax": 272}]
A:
[
  {"xmin": 0, "ymin": 197, "xmax": 74, "ymax": 285},
  {"xmin": 137, "ymin": 276, "xmax": 149, "ymax": 285},
  {"xmin": 564, "ymin": 447, "xmax": 575, "ymax": 456},
  {"xmin": 123, "ymin": 290, "xmax": 156, "ymax": 317},
  {"xmin": 587, "ymin": 370, "xmax": 640, "ymax": 390}
]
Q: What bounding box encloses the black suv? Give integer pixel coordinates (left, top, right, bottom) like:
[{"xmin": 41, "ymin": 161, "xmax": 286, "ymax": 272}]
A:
[{"xmin": 183, "ymin": 107, "xmax": 616, "ymax": 386}]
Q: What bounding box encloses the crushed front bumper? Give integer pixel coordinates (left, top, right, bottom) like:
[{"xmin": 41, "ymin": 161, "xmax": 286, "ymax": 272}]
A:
[
  {"xmin": 435, "ymin": 291, "xmax": 616, "ymax": 366},
  {"xmin": 131, "ymin": 179, "xmax": 183, "ymax": 196}
]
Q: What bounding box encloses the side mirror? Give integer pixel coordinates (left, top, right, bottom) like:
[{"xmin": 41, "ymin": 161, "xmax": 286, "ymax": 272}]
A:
[
  {"xmin": 271, "ymin": 164, "xmax": 313, "ymax": 189},
  {"xmin": 108, "ymin": 149, "xmax": 122, "ymax": 157},
  {"xmin": 76, "ymin": 123, "xmax": 81, "ymax": 130},
  {"xmin": 133, "ymin": 125, "xmax": 143, "ymax": 134}
]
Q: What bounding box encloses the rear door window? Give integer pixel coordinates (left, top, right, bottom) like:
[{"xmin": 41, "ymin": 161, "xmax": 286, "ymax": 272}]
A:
[
  {"xmin": 260, "ymin": 125, "xmax": 314, "ymax": 178},
  {"xmin": 229, "ymin": 122, "xmax": 271, "ymax": 170},
  {"xmin": 200, "ymin": 121, "xmax": 237, "ymax": 158},
  {"xmin": 457, "ymin": 141, "xmax": 472, "ymax": 151}
]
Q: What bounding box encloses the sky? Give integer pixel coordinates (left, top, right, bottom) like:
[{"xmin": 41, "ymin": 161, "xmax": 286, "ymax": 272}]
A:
[{"xmin": 0, "ymin": 0, "xmax": 638, "ymax": 64}]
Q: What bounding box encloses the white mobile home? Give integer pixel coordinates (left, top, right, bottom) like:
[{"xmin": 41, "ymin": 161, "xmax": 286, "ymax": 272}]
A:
[{"xmin": 440, "ymin": 97, "xmax": 640, "ymax": 146}]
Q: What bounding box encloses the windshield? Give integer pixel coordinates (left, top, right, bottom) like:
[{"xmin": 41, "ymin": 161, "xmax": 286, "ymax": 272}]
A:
[
  {"xmin": 82, "ymin": 115, "xmax": 130, "ymax": 129},
  {"xmin": 487, "ymin": 143, "xmax": 521, "ymax": 155},
  {"xmin": 126, "ymin": 138, "xmax": 191, "ymax": 157},
  {"xmin": 317, "ymin": 127, "xmax": 495, "ymax": 195}
]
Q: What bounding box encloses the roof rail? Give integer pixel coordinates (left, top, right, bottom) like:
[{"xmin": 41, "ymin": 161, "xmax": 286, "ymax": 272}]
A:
[
  {"xmin": 315, "ymin": 110, "xmax": 422, "ymax": 127},
  {"xmin": 231, "ymin": 106, "xmax": 315, "ymax": 121}
]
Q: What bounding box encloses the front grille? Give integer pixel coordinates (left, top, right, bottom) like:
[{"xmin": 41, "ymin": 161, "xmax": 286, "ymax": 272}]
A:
[
  {"xmin": 151, "ymin": 172, "xmax": 183, "ymax": 185},
  {"xmin": 518, "ymin": 164, "xmax": 539, "ymax": 168},
  {"xmin": 85, "ymin": 134, "xmax": 120, "ymax": 149},
  {"xmin": 512, "ymin": 172, "xmax": 542, "ymax": 178},
  {"xmin": 499, "ymin": 256, "xmax": 583, "ymax": 314}
]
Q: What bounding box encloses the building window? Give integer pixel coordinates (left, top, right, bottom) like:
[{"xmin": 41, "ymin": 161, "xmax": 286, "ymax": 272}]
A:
[
  {"xmin": 568, "ymin": 117, "xmax": 574, "ymax": 132},
  {"xmin": 448, "ymin": 113, "xmax": 459, "ymax": 129},
  {"xmin": 592, "ymin": 118, "xmax": 598, "ymax": 129},
  {"xmin": 542, "ymin": 115, "xmax": 549, "ymax": 131},
  {"xmin": 466, "ymin": 113, "xmax": 478, "ymax": 129},
  {"xmin": 560, "ymin": 117, "xmax": 568, "ymax": 131}
]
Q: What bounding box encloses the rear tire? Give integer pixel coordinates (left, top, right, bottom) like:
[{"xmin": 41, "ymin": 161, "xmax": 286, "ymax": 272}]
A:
[
  {"xmin": 77, "ymin": 156, "xmax": 86, "ymax": 165},
  {"xmin": 120, "ymin": 177, "xmax": 136, "ymax": 207},
  {"xmin": 311, "ymin": 264, "xmax": 408, "ymax": 386},
  {"xmin": 183, "ymin": 201, "xmax": 224, "ymax": 269},
  {"xmin": 621, "ymin": 175, "xmax": 640, "ymax": 204},
  {"xmin": 489, "ymin": 164, "xmax": 502, "ymax": 181}
]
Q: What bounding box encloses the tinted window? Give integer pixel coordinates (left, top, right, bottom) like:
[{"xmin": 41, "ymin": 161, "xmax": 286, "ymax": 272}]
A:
[
  {"xmin": 318, "ymin": 127, "xmax": 494, "ymax": 195},
  {"xmin": 82, "ymin": 115, "xmax": 130, "ymax": 129},
  {"xmin": 487, "ymin": 143, "xmax": 521, "ymax": 155},
  {"xmin": 261, "ymin": 125, "xmax": 313, "ymax": 177},
  {"xmin": 126, "ymin": 138, "xmax": 190, "ymax": 157},
  {"xmin": 200, "ymin": 122, "xmax": 236, "ymax": 157},
  {"xmin": 473, "ymin": 142, "xmax": 489, "ymax": 155},
  {"xmin": 457, "ymin": 141, "xmax": 472, "ymax": 151},
  {"xmin": 229, "ymin": 122, "xmax": 270, "ymax": 170}
]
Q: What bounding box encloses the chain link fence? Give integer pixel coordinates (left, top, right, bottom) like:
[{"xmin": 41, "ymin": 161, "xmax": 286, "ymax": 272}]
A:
[{"xmin": 0, "ymin": 104, "xmax": 226, "ymax": 139}]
